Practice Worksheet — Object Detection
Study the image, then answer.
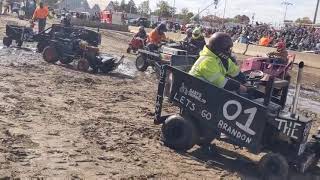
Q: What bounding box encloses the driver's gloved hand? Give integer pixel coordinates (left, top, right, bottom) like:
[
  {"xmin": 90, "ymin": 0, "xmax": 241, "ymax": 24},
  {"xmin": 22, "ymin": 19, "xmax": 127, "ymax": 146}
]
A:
[{"xmin": 234, "ymin": 72, "xmax": 247, "ymax": 84}]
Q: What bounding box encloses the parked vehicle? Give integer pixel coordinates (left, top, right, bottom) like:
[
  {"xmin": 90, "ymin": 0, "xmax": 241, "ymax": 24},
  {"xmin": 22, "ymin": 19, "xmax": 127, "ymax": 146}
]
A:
[{"xmin": 129, "ymin": 17, "xmax": 151, "ymax": 28}]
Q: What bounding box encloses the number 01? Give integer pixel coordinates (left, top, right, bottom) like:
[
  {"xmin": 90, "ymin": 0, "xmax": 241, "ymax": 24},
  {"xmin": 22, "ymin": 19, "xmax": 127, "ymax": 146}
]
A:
[{"xmin": 223, "ymin": 100, "xmax": 257, "ymax": 136}]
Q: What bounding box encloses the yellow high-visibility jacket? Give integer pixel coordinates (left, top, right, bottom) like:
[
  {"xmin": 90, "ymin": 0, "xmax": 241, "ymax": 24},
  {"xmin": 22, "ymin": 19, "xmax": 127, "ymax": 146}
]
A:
[{"xmin": 189, "ymin": 46, "xmax": 240, "ymax": 88}]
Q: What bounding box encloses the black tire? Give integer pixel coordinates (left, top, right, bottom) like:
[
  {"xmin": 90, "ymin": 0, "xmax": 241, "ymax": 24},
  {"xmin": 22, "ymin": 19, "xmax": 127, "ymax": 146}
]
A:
[
  {"xmin": 161, "ymin": 115, "xmax": 199, "ymax": 151},
  {"xmin": 60, "ymin": 58, "xmax": 73, "ymax": 64},
  {"xmin": 16, "ymin": 40, "xmax": 23, "ymax": 47},
  {"xmin": 43, "ymin": 46, "xmax": 59, "ymax": 63},
  {"xmin": 37, "ymin": 41, "xmax": 48, "ymax": 53},
  {"xmin": 135, "ymin": 54, "xmax": 148, "ymax": 72},
  {"xmin": 126, "ymin": 47, "xmax": 131, "ymax": 54},
  {"xmin": 77, "ymin": 58, "xmax": 90, "ymax": 72},
  {"xmin": 3, "ymin": 37, "xmax": 12, "ymax": 47},
  {"xmin": 259, "ymin": 153, "xmax": 289, "ymax": 180}
]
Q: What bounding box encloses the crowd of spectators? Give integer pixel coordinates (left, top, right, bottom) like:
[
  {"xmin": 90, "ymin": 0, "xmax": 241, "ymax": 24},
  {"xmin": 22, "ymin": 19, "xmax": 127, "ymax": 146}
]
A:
[{"xmin": 208, "ymin": 24, "xmax": 320, "ymax": 52}]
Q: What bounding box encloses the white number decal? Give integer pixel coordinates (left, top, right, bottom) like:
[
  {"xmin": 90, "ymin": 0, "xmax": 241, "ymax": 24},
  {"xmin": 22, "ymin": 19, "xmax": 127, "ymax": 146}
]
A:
[
  {"xmin": 201, "ymin": 110, "xmax": 212, "ymax": 120},
  {"xmin": 223, "ymin": 100, "xmax": 257, "ymax": 135},
  {"xmin": 223, "ymin": 100, "xmax": 242, "ymax": 121},
  {"xmin": 236, "ymin": 108, "xmax": 257, "ymax": 135}
]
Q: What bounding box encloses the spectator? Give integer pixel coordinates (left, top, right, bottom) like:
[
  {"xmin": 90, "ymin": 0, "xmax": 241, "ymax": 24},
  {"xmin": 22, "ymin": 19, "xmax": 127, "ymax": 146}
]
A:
[
  {"xmin": 259, "ymin": 35, "xmax": 272, "ymax": 46},
  {"xmin": 212, "ymin": 24, "xmax": 320, "ymax": 53},
  {"xmin": 32, "ymin": 2, "xmax": 49, "ymax": 33},
  {"xmin": 0, "ymin": 0, "xmax": 3, "ymax": 15}
]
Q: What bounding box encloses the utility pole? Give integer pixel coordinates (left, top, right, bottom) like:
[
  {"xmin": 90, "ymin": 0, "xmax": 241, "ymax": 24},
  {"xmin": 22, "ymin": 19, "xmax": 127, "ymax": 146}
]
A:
[
  {"xmin": 314, "ymin": 0, "xmax": 320, "ymax": 24},
  {"xmin": 172, "ymin": 0, "xmax": 175, "ymax": 19},
  {"xmin": 222, "ymin": 0, "xmax": 227, "ymax": 25},
  {"xmin": 281, "ymin": 1, "xmax": 293, "ymax": 23},
  {"xmin": 223, "ymin": 0, "xmax": 227, "ymax": 19}
]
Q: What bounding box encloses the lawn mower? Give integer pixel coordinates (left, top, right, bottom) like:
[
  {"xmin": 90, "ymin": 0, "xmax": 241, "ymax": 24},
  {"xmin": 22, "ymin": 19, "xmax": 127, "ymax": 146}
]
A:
[
  {"xmin": 2, "ymin": 23, "xmax": 101, "ymax": 53},
  {"xmin": 127, "ymin": 37, "xmax": 146, "ymax": 54},
  {"xmin": 241, "ymin": 54, "xmax": 296, "ymax": 80},
  {"xmin": 154, "ymin": 61, "xmax": 320, "ymax": 180},
  {"xmin": 135, "ymin": 42, "xmax": 198, "ymax": 76},
  {"xmin": 2, "ymin": 24, "xmax": 35, "ymax": 47},
  {"xmin": 42, "ymin": 32, "xmax": 123, "ymax": 73}
]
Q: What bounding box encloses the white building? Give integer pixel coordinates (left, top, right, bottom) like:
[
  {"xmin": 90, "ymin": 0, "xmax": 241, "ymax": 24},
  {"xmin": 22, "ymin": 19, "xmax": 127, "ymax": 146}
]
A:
[{"xmin": 56, "ymin": 0, "xmax": 114, "ymax": 14}]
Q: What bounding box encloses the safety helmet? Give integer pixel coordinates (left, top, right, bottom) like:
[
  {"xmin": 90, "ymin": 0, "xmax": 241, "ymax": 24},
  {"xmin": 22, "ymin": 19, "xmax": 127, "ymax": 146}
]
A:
[
  {"xmin": 186, "ymin": 28, "xmax": 193, "ymax": 35},
  {"xmin": 208, "ymin": 32, "xmax": 233, "ymax": 56},
  {"xmin": 156, "ymin": 23, "xmax": 167, "ymax": 34},
  {"xmin": 275, "ymin": 42, "xmax": 286, "ymax": 51},
  {"xmin": 192, "ymin": 28, "xmax": 201, "ymax": 39},
  {"xmin": 138, "ymin": 26, "xmax": 144, "ymax": 32}
]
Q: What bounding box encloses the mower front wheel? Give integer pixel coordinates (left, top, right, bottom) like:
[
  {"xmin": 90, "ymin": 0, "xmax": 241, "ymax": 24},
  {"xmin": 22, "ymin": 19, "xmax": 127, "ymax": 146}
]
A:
[
  {"xmin": 3, "ymin": 37, "xmax": 12, "ymax": 47},
  {"xmin": 16, "ymin": 40, "xmax": 23, "ymax": 47},
  {"xmin": 135, "ymin": 54, "xmax": 148, "ymax": 72},
  {"xmin": 37, "ymin": 41, "xmax": 48, "ymax": 53},
  {"xmin": 43, "ymin": 46, "xmax": 59, "ymax": 63},
  {"xmin": 259, "ymin": 153, "xmax": 289, "ymax": 180},
  {"xmin": 161, "ymin": 115, "xmax": 199, "ymax": 151}
]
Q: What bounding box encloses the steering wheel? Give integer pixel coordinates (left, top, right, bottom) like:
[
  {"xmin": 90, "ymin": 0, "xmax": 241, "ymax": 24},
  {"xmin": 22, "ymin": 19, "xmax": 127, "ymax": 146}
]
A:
[{"xmin": 246, "ymin": 70, "xmax": 264, "ymax": 83}]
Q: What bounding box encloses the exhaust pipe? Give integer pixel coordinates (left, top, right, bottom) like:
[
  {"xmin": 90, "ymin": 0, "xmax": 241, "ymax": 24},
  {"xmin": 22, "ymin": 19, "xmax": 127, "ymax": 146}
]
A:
[{"xmin": 291, "ymin": 61, "xmax": 304, "ymax": 118}]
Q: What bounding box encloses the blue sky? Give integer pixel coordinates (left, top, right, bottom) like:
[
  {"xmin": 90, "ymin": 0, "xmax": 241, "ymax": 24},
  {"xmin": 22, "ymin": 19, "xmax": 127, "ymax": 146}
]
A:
[{"xmin": 133, "ymin": 0, "xmax": 320, "ymax": 24}]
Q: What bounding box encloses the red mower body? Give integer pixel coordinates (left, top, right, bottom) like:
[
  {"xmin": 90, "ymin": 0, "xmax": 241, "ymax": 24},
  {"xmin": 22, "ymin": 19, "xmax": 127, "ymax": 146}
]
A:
[
  {"xmin": 241, "ymin": 54, "xmax": 296, "ymax": 79},
  {"xmin": 127, "ymin": 37, "xmax": 145, "ymax": 53}
]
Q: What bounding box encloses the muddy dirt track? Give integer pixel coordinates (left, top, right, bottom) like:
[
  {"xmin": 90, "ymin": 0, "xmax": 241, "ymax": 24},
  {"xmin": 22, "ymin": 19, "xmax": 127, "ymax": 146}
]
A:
[{"xmin": 1, "ymin": 16, "xmax": 320, "ymax": 180}]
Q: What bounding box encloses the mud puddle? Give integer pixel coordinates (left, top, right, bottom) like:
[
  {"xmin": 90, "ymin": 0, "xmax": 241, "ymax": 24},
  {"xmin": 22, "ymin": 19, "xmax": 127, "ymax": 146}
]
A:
[
  {"xmin": 286, "ymin": 88, "xmax": 320, "ymax": 115},
  {"xmin": 114, "ymin": 59, "xmax": 137, "ymax": 78},
  {"xmin": 0, "ymin": 44, "xmax": 40, "ymax": 66}
]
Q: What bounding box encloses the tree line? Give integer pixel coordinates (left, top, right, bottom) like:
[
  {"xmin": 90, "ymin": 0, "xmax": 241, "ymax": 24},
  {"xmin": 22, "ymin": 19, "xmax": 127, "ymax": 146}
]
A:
[{"xmin": 44, "ymin": 0, "xmax": 315, "ymax": 25}]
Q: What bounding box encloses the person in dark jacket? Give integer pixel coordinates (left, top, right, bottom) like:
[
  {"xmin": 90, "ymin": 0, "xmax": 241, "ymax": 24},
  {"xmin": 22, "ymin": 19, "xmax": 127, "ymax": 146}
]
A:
[
  {"xmin": 134, "ymin": 26, "xmax": 147, "ymax": 39},
  {"xmin": 190, "ymin": 27, "xmax": 206, "ymax": 54}
]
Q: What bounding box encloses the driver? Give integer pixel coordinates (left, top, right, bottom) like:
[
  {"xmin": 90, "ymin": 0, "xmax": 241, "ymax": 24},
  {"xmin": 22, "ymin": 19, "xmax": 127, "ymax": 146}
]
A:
[
  {"xmin": 183, "ymin": 28, "xmax": 193, "ymax": 42},
  {"xmin": 189, "ymin": 32, "xmax": 247, "ymax": 93},
  {"xmin": 147, "ymin": 23, "xmax": 167, "ymax": 51},
  {"xmin": 134, "ymin": 26, "xmax": 147, "ymax": 39},
  {"xmin": 190, "ymin": 27, "xmax": 206, "ymax": 53},
  {"xmin": 267, "ymin": 42, "xmax": 288, "ymax": 64}
]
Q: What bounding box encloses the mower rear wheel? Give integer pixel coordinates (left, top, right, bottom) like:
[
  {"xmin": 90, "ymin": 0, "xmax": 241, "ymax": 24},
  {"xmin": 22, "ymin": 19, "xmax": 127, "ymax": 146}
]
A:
[
  {"xmin": 135, "ymin": 54, "xmax": 148, "ymax": 72},
  {"xmin": 259, "ymin": 153, "xmax": 289, "ymax": 180},
  {"xmin": 161, "ymin": 115, "xmax": 199, "ymax": 151},
  {"xmin": 77, "ymin": 58, "xmax": 90, "ymax": 72},
  {"xmin": 43, "ymin": 46, "xmax": 59, "ymax": 63},
  {"xmin": 3, "ymin": 37, "xmax": 12, "ymax": 47}
]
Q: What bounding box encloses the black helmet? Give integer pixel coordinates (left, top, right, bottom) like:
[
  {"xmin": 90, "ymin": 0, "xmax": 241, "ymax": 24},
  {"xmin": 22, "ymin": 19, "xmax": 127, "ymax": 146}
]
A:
[
  {"xmin": 156, "ymin": 23, "xmax": 167, "ymax": 34},
  {"xmin": 208, "ymin": 32, "xmax": 233, "ymax": 55}
]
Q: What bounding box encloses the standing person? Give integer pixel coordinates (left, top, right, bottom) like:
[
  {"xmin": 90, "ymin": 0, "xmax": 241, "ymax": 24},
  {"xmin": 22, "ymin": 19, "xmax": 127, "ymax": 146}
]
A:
[
  {"xmin": 3, "ymin": 0, "xmax": 10, "ymax": 14},
  {"xmin": 0, "ymin": 0, "xmax": 3, "ymax": 15},
  {"xmin": 28, "ymin": 0, "xmax": 36, "ymax": 19},
  {"xmin": 25, "ymin": 0, "xmax": 30, "ymax": 18},
  {"xmin": 32, "ymin": 2, "xmax": 48, "ymax": 33}
]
